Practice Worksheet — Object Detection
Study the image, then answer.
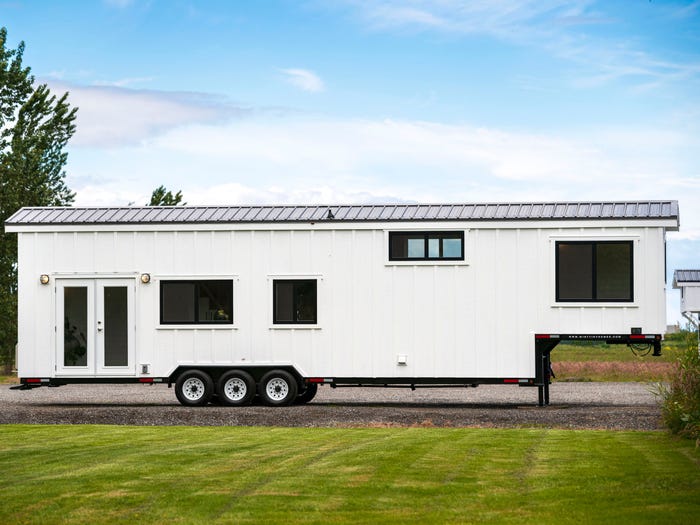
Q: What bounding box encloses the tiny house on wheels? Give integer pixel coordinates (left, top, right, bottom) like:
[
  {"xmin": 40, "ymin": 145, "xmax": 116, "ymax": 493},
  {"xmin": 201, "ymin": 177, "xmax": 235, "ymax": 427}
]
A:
[
  {"xmin": 5, "ymin": 201, "xmax": 679, "ymax": 406},
  {"xmin": 673, "ymin": 270, "xmax": 700, "ymax": 322}
]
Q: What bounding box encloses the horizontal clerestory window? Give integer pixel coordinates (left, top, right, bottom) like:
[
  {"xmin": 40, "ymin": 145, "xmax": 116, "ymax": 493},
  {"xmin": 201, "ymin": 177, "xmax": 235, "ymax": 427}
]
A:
[{"xmin": 389, "ymin": 231, "xmax": 464, "ymax": 261}]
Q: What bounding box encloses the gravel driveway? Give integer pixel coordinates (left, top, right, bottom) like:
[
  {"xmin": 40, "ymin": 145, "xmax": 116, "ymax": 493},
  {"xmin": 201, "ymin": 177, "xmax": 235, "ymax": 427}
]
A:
[{"xmin": 0, "ymin": 381, "xmax": 662, "ymax": 430}]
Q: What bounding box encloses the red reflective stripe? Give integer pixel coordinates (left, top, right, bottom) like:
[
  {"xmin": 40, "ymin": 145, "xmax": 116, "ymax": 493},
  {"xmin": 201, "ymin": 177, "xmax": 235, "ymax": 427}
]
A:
[
  {"xmin": 25, "ymin": 378, "xmax": 41, "ymax": 383},
  {"xmin": 535, "ymin": 334, "xmax": 550, "ymax": 339},
  {"xmin": 503, "ymin": 379, "xmax": 519, "ymax": 383},
  {"xmin": 307, "ymin": 378, "xmax": 324, "ymax": 383},
  {"xmin": 139, "ymin": 378, "xmax": 154, "ymax": 383},
  {"xmin": 629, "ymin": 335, "xmax": 646, "ymax": 339}
]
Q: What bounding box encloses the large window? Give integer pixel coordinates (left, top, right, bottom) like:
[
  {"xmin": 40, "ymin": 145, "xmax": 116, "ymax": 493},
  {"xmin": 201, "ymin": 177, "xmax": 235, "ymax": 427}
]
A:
[
  {"xmin": 389, "ymin": 231, "xmax": 464, "ymax": 261},
  {"xmin": 556, "ymin": 241, "xmax": 633, "ymax": 302},
  {"xmin": 161, "ymin": 280, "xmax": 233, "ymax": 324},
  {"xmin": 273, "ymin": 279, "xmax": 317, "ymax": 324}
]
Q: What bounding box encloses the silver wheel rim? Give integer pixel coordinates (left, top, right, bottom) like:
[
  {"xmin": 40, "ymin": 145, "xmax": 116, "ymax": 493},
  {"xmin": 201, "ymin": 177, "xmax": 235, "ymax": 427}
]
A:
[
  {"xmin": 182, "ymin": 377, "xmax": 206, "ymax": 401},
  {"xmin": 265, "ymin": 377, "xmax": 289, "ymax": 401},
  {"xmin": 224, "ymin": 377, "xmax": 248, "ymax": 401}
]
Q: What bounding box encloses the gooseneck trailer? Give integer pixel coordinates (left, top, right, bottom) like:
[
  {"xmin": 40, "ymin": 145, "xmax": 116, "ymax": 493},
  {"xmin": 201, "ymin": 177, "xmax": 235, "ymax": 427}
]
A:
[{"xmin": 5, "ymin": 201, "xmax": 679, "ymax": 406}]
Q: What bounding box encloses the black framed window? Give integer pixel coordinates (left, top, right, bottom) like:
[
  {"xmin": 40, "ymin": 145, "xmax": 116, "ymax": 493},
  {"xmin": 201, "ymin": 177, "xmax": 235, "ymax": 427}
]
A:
[
  {"xmin": 160, "ymin": 280, "xmax": 233, "ymax": 324},
  {"xmin": 389, "ymin": 231, "xmax": 464, "ymax": 261},
  {"xmin": 556, "ymin": 241, "xmax": 633, "ymax": 302},
  {"xmin": 273, "ymin": 279, "xmax": 317, "ymax": 324}
]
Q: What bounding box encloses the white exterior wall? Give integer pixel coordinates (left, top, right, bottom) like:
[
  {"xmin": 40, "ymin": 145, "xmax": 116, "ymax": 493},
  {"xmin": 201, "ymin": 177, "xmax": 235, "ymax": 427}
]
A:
[
  {"xmin": 680, "ymin": 285, "xmax": 700, "ymax": 314},
  {"xmin": 14, "ymin": 221, "xmax": 669, "ymax": 380}
]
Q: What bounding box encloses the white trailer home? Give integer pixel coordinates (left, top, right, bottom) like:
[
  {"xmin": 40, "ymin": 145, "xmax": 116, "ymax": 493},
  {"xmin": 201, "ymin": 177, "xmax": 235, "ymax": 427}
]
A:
[
  {"xmin": 5, "ymin": 201, "xmax": 679, "ymax": 406},
  {"xmin": 673, "ymin": 270, "xmax": 700, "ymax": 334}
]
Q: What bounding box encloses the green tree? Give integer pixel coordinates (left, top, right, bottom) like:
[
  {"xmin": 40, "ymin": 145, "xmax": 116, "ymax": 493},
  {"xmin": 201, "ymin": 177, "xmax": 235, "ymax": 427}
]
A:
[
  {"xmin": 0, "ymin": 27, "xmax": 77, "ymax": 368},
  {"xmin": 148, "ymin": 185, "xmax": 186, "ymax": 206}
]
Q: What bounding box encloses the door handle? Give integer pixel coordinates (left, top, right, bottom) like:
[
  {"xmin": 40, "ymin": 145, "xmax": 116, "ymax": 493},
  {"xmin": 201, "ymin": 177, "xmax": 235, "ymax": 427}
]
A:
[{"xmin": 97, "ymin": 321, "xmax": 103, "ymax": 332}]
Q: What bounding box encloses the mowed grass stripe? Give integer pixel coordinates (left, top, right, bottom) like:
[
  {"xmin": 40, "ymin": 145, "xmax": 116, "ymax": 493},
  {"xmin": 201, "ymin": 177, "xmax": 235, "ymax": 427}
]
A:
[{"xmin": 0, "ymin": 425, "xmax": 698, "ymax": 524}]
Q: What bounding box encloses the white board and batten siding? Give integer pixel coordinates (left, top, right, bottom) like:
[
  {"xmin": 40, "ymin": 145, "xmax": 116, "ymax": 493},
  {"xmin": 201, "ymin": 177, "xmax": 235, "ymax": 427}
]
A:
[
  {"xmin": 6, "ymin": 201, "xmax": 679, "ymax": 382},
  {"xmin": 673, "ymin": 270, "xmax": 700, "ymax": 314}
]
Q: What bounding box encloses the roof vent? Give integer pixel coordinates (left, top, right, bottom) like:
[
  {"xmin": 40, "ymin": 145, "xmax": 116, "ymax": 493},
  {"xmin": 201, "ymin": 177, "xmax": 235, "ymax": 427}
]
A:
[{"xmin": 326, "ymin": 209, "xmax": 335, "ymax": 220}]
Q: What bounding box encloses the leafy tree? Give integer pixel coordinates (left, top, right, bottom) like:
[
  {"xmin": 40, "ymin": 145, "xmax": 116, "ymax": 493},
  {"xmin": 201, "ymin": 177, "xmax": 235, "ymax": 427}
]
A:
[
  {"xmin": 148, "ymin": 185, "xmax": 186, "ymax": 206},
  {"xmin": 0, "ymin": 27, "xmax": 77, "ymax": 368}
]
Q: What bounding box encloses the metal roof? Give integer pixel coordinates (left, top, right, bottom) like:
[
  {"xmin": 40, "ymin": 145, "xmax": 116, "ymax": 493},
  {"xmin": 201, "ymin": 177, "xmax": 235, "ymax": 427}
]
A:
[
  {"xmin": 5, "ymin": 200, "xmax": 679, "ymax": 226},
  {"xmin": 673, "ymin": 270, "xmax": 700, "ymax": 284}
]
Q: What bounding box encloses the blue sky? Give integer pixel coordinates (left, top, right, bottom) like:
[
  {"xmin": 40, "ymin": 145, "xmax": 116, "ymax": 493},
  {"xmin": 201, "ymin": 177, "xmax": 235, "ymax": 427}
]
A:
[{"xmin": 2, "ymin": 0, "xmax": 699, "ymax": 324}]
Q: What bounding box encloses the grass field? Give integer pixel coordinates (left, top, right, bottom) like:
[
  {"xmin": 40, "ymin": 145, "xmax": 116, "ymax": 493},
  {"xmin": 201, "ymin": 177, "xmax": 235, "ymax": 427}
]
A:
[
  {"xmin": 0, "ymin": 374, "xmax": 18, "ymax": 384},
  {"xmin": 551, "ymin": 339, "xmax": 687, "ymax": 382},
  {"xmin": 0, "ymin": 425, "xmax": 698, "ymax": 524}
]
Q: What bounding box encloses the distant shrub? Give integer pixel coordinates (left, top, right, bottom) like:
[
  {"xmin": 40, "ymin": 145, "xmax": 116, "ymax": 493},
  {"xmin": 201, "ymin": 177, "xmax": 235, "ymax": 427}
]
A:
[
  {"xmin": 659, "ymin": 329, "xmax": 700, "ymax": 443},
  {"xmin": 663, "ymin": 329, "xmax": 695, "ymax": 343}
]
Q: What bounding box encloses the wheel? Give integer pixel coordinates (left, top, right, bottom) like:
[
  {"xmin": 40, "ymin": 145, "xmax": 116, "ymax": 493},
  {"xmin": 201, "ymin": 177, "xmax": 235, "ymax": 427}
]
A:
[
  {"xmin": 175, "ymin": 370, "xmax": 214, "ymax": 406},
  {"xmin": 217, "ymin": 370, "xmax": 256, "ymax": 406},
  {"xmin": 295, "ymin": 383, "xmax": 318, "ymax": 404},
  {"xmin": 258, "ymin": 370, "xmax": 298, "ymax": 407}
]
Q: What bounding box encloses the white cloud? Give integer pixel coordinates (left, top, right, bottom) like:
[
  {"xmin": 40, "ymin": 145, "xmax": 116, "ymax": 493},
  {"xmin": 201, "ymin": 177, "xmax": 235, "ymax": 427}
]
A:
[
  {"xmin": 181, "ymin": 183, "xmax": 408, "ymax": 206},
  {"xmin": 93, "ymin": 77, "xmax": 155, "ymax": 88},
  {"xmin": 280, "ymin": 68, "xmax": 325, "ymax": 93},
  {"xmin": 48, "ymin": 81, "xmax": 249, "ymax": 147},
  {"xmin": 149, "ymin": 117, "xmax": 696, "ymax": 190},
  {"xmin": 352, "ymin": 0, "xmax": 595, "ymax": 37},
  {"xmin": 67, "ymin": 115, "xmax": 699, "ymax": 212},
  {"xmin": 342, "ymin": 0, "xmax": 700, "ymax": 90}
]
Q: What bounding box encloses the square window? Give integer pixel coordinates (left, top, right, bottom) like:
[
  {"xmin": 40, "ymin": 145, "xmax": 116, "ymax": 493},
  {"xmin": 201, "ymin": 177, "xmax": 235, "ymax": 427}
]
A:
[
  {"xmin": 273, "ymin": 279, "xmax": 317, "ymax": 324},
  {"xmin": 556, "ymin": 241, "xmax": 633, "ymax": 302}
]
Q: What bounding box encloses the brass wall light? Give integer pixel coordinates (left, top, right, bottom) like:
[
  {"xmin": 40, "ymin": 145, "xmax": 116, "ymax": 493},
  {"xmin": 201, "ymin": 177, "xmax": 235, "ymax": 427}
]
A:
[
  {"xmin": 39, "ymin": 274, "xmax": 50, "ymax": 285},
  {"xmin": 140, "ymin": 273, "xmax": 151, "ymax": 284}
]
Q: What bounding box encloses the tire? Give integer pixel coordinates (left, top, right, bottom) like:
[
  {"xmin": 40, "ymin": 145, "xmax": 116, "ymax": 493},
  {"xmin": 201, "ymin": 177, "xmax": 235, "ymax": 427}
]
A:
[
  {"xmin": 175, "ymin": 370, "xmax": 214, "ymax": 406},
  {"xmin": 258, "ymin": 370, "xmax": 298, "ymax": 407},
  {"xmin": 217, "ymin": 370, "xmax": 256, "ymax": 406},
  {"xmin": 295, "ymin": 383, "xmax": 318, "ymax": 404}
]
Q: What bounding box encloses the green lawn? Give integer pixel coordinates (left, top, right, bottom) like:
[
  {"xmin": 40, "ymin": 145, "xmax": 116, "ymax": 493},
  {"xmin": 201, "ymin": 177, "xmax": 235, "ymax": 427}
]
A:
[{"xmin": 0, "ymin": 425, "xmax": 698, "ymax": 524}]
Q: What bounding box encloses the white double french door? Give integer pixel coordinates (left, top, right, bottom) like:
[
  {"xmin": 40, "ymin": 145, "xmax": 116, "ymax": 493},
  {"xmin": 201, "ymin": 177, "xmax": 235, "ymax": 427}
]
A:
[{"xmin": 56, "ymin": 279, "xmax": 135, "ymax": 376}]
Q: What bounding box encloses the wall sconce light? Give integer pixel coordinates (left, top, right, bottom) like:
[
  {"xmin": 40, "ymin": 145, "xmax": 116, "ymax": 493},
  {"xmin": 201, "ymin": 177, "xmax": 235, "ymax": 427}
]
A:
[
  {"xmin": 39, "ymin": 274, "xmax": 50, "ymax": 285},
  {"xmin": 140, "ymin": 273, "xmax": 151, "ymax": 284}
]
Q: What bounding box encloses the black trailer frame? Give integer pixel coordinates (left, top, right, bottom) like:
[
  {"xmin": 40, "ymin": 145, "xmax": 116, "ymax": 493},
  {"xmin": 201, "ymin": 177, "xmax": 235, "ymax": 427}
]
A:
[
  {"xmin": 534, "ymin": 333, "xmax": 662, "ymax": 406},
  {"xmin": 14, "ymin": 332, "xmax": 662, "ymax": 407}
]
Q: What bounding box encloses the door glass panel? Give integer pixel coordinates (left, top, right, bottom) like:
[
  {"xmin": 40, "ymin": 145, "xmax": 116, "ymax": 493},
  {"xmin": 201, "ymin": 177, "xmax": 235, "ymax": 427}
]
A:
[
  {"xmin": 104, "ymin": 286, "xmax": 128, "ymax": 366},
  {"xmin": 64, "ymin": 287, "xmax": 88, "ymax": 366}
]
